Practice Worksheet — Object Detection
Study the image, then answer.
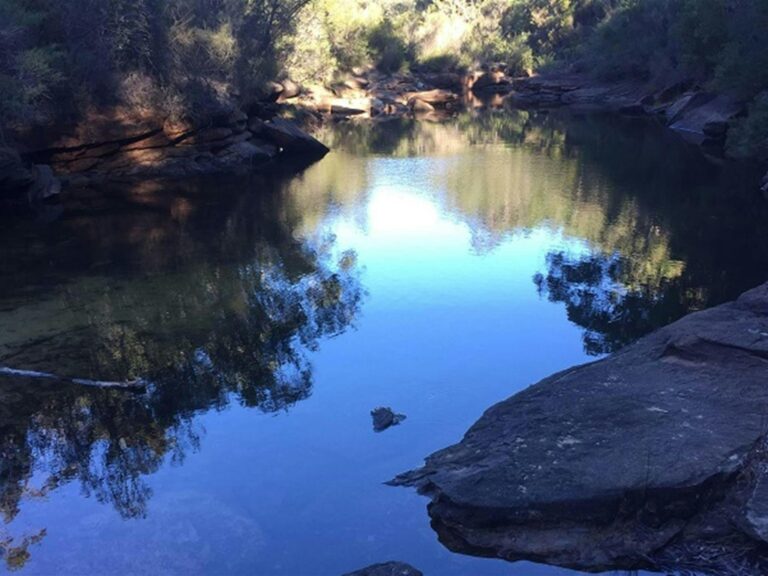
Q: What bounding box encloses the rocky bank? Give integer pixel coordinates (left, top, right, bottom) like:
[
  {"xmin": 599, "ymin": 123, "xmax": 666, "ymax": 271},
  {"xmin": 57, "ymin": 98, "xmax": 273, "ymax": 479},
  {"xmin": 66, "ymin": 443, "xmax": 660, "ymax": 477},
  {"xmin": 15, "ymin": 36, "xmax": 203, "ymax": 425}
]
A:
[
  {"xmin": 276, "ymin": 67, "xmax": 767, "ymax": 188},
  {"xmin": 1, "ymin": 102, "xmax": 329, "ymax": 212},
  {"xmin": 392, "ymin": 281, "xmax": 768, "ymax": 574}
]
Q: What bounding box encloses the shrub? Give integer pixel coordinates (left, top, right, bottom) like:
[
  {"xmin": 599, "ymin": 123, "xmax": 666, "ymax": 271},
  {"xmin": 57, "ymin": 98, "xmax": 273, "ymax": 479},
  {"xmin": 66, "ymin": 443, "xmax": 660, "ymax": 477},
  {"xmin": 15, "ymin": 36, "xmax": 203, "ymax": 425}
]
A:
[
  {"xmin": 368, "ymin": 20, "xmax": 412, "ymax": 73},
  {"xmin": 727, "ymin": 93, "xmax": 768, "ymax": 161},
  {"xmin": 583, "ymin": 0, "xmax": 676, "ymax": 81}
]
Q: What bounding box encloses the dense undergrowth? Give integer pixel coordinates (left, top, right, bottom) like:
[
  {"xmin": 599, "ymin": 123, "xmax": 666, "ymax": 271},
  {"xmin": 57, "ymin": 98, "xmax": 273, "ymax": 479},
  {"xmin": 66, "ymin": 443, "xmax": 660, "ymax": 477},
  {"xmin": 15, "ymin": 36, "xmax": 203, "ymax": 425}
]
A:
[{"xmin": 1, "ymin": 0, "xmax": 766, "ymax": 159}]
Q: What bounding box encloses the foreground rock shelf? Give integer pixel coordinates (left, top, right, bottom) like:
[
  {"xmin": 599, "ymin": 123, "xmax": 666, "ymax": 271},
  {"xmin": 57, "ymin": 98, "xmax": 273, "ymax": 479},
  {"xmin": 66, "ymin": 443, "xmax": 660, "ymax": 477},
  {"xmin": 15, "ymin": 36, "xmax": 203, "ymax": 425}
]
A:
[{"xmin": 392, "ymin": 282, "xmax": 768, "ymax": 574}]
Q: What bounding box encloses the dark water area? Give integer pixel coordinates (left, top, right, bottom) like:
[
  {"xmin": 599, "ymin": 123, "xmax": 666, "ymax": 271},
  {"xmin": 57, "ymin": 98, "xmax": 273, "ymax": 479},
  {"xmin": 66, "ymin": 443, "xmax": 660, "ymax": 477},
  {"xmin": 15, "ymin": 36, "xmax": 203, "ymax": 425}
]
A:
[{"xmin": 0, "ymin": 109, "xmax": 766, "ymax": 575}]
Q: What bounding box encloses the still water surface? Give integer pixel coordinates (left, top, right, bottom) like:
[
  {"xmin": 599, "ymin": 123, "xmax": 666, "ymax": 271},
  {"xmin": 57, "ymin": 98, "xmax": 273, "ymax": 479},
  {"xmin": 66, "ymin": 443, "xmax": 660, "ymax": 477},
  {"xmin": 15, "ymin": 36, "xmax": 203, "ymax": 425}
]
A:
[{"xmin": 1, "ymin": 110, "xmax": 767, "ymax": 575}]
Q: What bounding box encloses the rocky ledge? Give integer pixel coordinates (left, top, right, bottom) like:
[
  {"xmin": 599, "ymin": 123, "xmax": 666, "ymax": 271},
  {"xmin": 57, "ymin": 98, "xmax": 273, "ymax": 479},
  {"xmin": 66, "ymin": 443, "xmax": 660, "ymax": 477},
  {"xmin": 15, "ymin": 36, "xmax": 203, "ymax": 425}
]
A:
[
  {"xmin": 510, "ymin": 73, "xmax": 745, "ymax": 148},
  {"xmin": 34, "ymin": 108, "xmax": 327, "ymax": 186},
  {"xmin": 2, "ymin": 105, "xmax": 329, "ymax": 211},
  {"xmin": 271, "ymin": 66, "xmax": 517, "ymax": 120},
  {"xmin": 392, "ymin": 282, "xmax": 768, "ymax": 574}
]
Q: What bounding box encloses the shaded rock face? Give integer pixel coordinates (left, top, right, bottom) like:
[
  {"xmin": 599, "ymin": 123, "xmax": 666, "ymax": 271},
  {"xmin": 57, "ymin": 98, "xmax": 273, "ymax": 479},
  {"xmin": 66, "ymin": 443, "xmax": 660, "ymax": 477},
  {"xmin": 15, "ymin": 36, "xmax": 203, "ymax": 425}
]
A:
[
  {"xmin": 341, "ymin": 561, "xmax": 422, "ymax": 576},
  {"xmin": 392, "ymin": 282, "xmax": 768, "ymax": 574},
  {"xmin": 19, "ymin": 107, "xmax": 328, "ymax": 185}
]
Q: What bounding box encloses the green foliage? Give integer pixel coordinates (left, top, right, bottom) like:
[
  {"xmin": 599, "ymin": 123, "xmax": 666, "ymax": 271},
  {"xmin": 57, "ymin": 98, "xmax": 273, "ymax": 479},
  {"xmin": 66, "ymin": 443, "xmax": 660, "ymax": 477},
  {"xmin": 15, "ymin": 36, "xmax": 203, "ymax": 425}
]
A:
[
  {"xmin": 584, "ymin": 0, "xmax": 768, "ymax": 98},
  {"xmin": 583, "ymin": 0, "xmax": 676, "ymax": 81},
  {"xmin": 368, "ymin": 19, "xmax": 412, "ymax": 73},
  {"xmin": 0, "ymin": 1, "xmax": 63, "ymax": 124},
  {"xmin": 676, "ymin": 0, "xmax": 728, "ymax": 77},
  {"xmin": 728, "ymin": 93, "xmax": 768, "ymax": 161},
  {"xmin": 711, "ymin": 0, "xmax": 768, "ymax": 99},
  {"xmin": 0, "ymin": 0, "xmax": 767, "ymax": 164},
  {"xmin": 504, "ymin": 0, "xmax": 575, "ymax": 60}
]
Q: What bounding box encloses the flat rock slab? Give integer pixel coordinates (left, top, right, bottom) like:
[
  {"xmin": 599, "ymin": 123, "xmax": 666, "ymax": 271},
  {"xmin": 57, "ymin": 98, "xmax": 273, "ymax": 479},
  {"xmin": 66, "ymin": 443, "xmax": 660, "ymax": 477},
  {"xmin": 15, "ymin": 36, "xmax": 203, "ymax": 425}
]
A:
[
  {"xmin": 392, "ymin": 282, "xmax": 768, "ymax": 573},
  {"xmin": 342, "ymin": 562, "xmax": 422, "ymax": 576}
]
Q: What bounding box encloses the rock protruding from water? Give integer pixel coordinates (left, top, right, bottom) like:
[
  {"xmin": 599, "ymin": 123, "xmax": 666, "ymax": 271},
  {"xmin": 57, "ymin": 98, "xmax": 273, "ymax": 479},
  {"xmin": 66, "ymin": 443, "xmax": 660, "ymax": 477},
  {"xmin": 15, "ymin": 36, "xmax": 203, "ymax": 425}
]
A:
[
  {"xmin": 371, "ymin": 407, "xmax": 406, "ymax": 432},
  {"xmin": 391, "ymin": 282, "xmax": 768, "ymax": 574},
  {"xmin": 342, "ymin": 561, "xmax": 422, "ymax": 576}
]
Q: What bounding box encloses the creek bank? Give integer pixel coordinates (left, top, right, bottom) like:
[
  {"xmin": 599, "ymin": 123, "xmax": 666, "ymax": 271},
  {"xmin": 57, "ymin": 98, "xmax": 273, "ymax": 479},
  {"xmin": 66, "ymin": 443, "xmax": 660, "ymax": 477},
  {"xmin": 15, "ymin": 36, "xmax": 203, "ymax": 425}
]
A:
[
  {"xmin": 2, "ymin": 103, "xmax": 329, "ymax": 213},
  {"xmin": 509, "ymin": 73, "xmax": 749, "ymax": 155},
  {"xmin": 26, "ymin": 106, "xmax": 327, "ymax": 186},
  {"xmin": 392, "ymin": 281, "xmax": 768, "ymax": 574},
  {"xmin": 274, "ymin": 68, "xmax": 768, "ymax": 188},
  {"xmin": 274, "ymin": 66, "xmax": 515, "ymax": 122}
]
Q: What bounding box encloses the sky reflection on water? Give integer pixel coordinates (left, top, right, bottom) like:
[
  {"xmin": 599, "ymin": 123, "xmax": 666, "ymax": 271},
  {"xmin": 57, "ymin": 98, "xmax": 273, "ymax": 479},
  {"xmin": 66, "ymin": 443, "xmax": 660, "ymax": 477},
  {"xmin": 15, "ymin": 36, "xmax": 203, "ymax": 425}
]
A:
[{"xmin": 1, "ymin": 110, "xmax": 766, "ymax": 575}]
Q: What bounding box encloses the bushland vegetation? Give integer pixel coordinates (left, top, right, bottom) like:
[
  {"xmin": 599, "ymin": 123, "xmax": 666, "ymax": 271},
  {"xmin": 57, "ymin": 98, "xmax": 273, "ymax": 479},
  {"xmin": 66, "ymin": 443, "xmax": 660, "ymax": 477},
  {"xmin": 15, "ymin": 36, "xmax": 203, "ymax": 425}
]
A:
[{"xmin": 1, "ymin": 0, "xmax": 766, "ymax": 157}]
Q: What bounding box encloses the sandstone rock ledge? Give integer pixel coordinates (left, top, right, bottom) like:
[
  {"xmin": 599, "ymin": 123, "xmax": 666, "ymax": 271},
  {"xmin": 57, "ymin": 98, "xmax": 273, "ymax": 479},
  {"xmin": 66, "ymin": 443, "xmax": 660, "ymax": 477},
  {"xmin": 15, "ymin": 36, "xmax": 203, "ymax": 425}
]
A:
[
  {"xmin": 392, "ymin": 282, "xmax": 768, "ymax": 574},
  {"xmin": 13, "ymin": 106, "xmax": 329, "ymax": 193}
]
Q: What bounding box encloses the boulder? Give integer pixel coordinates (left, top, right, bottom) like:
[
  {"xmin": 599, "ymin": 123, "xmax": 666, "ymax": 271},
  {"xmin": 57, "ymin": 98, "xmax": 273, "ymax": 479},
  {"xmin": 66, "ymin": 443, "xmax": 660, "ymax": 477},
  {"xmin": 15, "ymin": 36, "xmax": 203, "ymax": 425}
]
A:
[
  {"xmin": 409, "ymin": 98, "xmax": 434, "ymax": 113},
  {"xmin": 343, "ymin": 77, "xmax": 370, "ymax": 91},
  {"xmin": 669, "ymin": 93, "xmax": 742, "ymax": 136},
  {"xmin": 329, "ymin": 98, "xmax": 369, "ymax": 116},
  {"xmin": 471, "ymin": 71, "xmax": 511, "ymax": 94},
  {"xmin": 279, "ymin": 79, "xmax": 302, "ymax": 100},
  {"xmin": 371, "ymin": 407, "xmax": 406, "ymax": 432},
  {"xmin": 405, "ymin": 89, "xmax": 458, "ymax": 107},
  {"xmin": 260, "ymin": 80, "xmax": 285, "ymax": 103},
  {"xmin": 392, "ymin": 282, "xmax": 768, "ymax": 574},
  {"xmin": 259, "ymin": 118, "xmax": 329, "ymax": 156},
  {"xmin": 342, "ymin": 562, "xmax": 422, "ymax": 576}
]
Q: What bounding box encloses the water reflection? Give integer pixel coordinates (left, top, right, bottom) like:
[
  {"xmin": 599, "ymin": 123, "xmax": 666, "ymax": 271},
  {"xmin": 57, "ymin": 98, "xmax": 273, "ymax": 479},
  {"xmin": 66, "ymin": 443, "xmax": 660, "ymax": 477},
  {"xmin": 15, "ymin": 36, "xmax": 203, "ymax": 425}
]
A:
[
  {"xmin": 0, "ymin": 177, "xmax": 364, "ymax": 569},
  {"xmin": 1, "ymin": 109, "xmax": 767, "ymax": 573},
  {"xmin": 318, "ymin": 110, "xmax": 768, "ymax": 354}
]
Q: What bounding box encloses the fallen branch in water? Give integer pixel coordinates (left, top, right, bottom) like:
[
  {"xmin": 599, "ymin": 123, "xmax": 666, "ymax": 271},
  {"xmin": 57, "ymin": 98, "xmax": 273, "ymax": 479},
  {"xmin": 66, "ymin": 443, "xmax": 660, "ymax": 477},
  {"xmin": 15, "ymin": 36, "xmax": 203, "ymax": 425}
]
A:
[{"xmin": 0, "ymin": 366, "xmax": 146, "ymax": 391}]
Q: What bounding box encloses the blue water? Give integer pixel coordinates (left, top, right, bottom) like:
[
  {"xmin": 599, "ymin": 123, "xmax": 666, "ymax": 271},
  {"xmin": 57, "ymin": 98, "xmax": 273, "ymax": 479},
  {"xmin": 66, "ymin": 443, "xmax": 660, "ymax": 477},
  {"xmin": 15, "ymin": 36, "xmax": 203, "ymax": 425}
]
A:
[{"xmin": 1, "ymin": 110, "xmax": 766, "ymax": 575}]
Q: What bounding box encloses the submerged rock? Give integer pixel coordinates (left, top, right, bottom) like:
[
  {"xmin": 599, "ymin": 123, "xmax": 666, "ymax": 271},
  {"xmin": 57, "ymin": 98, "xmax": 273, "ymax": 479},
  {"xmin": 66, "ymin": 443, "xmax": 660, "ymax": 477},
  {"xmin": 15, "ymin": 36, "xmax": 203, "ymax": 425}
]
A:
[
  {"xmin": 342, "ymin": 561, "xmax": 422, "ymax": 576},
  {"xmin": 392, "ymin": 282, "xmax": 768, "ymax": 574},
  {"xmin": 371, "ymin": 407, "xmax": 406, "ymax": 432}
]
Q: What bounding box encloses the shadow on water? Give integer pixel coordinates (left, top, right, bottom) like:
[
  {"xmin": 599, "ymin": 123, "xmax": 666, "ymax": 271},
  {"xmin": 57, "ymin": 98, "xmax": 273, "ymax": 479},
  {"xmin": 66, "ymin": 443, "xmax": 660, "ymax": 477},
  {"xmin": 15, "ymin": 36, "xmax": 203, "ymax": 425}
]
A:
[
  {"xmin": 1, "ymin": 108, "xmax": 767, "ymax": 573},
  {"xmin": 0, "ymin": 175, "xmax": 365, "ymax": 568}
]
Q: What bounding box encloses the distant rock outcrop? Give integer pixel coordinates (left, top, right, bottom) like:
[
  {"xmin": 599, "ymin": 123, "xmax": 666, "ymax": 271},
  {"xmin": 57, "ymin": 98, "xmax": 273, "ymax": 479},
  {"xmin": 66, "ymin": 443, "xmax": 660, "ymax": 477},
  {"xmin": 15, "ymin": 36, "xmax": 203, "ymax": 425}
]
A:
[{"xmin": 392, "ymin": 281, "xmax": 768, "ymax": 574}]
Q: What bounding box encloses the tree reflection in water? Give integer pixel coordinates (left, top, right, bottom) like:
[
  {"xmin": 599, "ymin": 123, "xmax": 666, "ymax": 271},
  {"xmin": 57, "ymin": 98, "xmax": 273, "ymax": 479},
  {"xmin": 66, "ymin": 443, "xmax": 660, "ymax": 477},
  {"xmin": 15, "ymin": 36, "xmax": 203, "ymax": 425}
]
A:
[
  {"xmin": 0, "ymin": 176, "xmax": 364, "ymax": 568},
  {"xmin": 322, "ymin": 109, "xmax": 767, "ymax": 356},
  {"xmin": 534, "ymin": 252, "xmax": 680, "ymax": 355},
  {"xmin": 2, "ymin": 109, "xmax": 768, "ymax": 570}
]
